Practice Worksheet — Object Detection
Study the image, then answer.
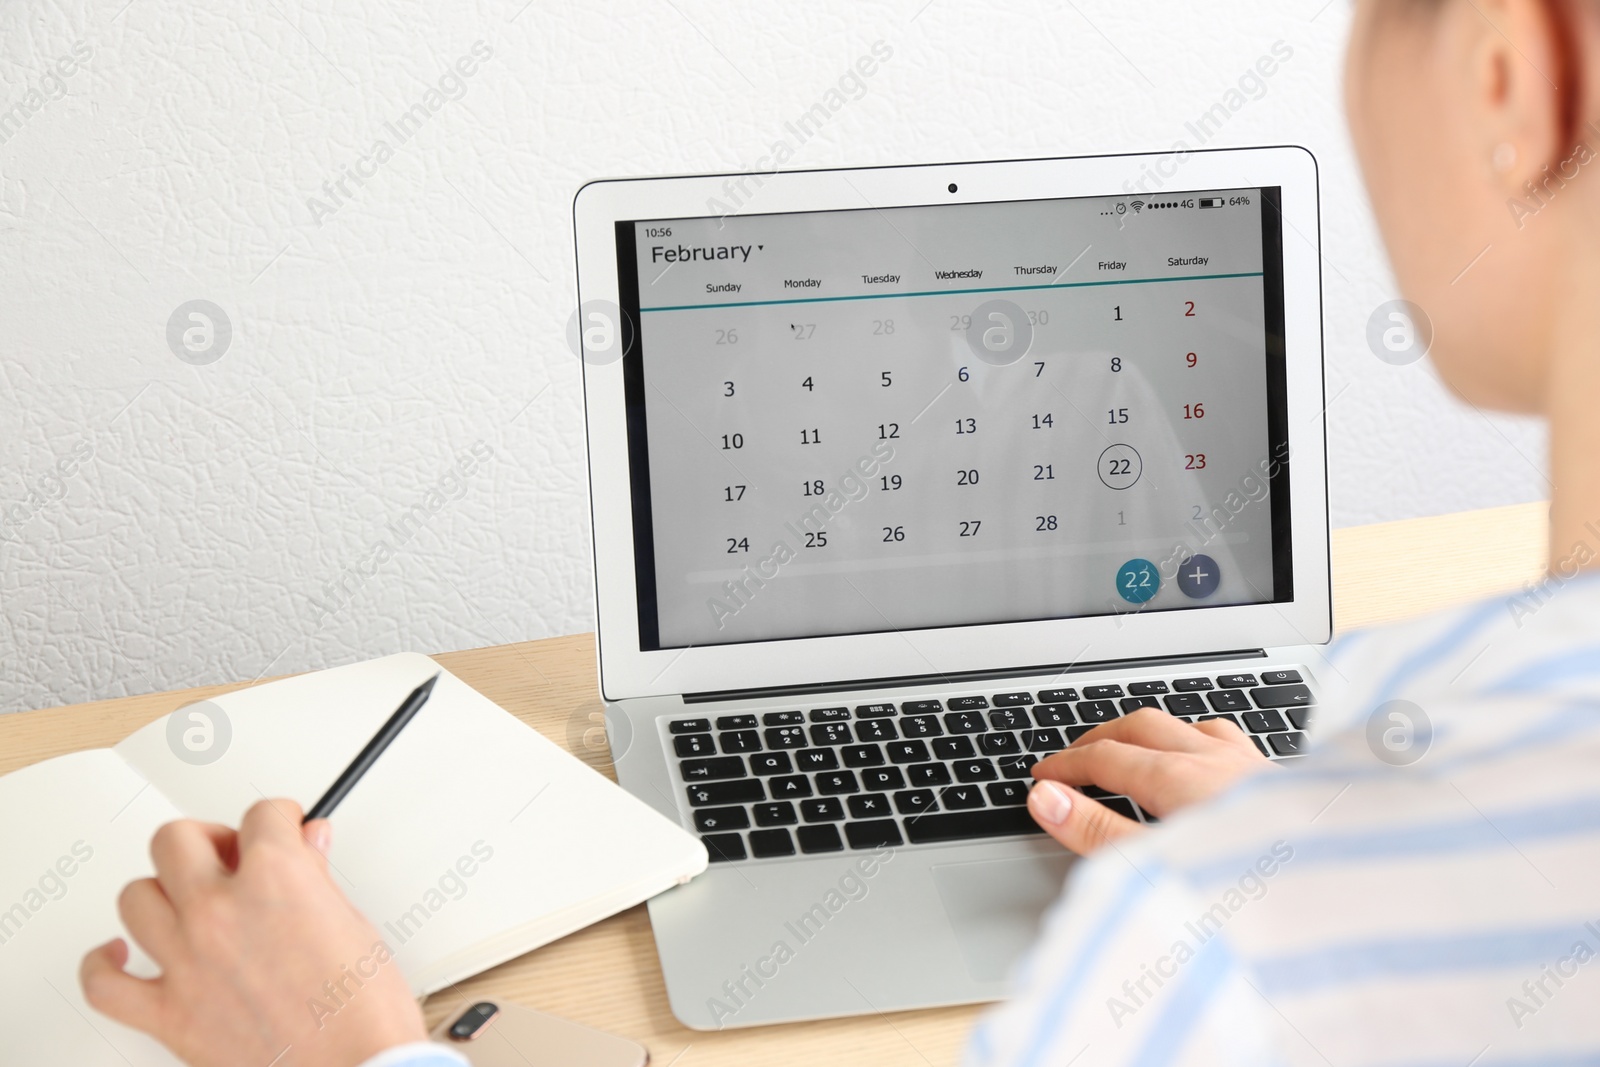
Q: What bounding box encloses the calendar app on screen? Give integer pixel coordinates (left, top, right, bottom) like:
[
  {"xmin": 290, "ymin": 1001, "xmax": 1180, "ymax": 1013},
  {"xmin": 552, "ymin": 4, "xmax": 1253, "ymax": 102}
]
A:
[{"xmin": 614, "ymin": 188, "xmax": 1292, "ymax": 650}]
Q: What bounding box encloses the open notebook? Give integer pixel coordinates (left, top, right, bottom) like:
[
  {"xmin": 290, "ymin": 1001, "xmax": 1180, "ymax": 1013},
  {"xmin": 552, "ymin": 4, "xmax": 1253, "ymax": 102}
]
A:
[{"xmin": 0, "ymin": 653, "xmax": 706, "ymax": 1067}]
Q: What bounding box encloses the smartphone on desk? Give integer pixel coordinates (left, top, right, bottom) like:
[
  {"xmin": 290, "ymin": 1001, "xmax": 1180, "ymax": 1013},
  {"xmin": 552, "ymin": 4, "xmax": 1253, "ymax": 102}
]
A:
[{"xmin": 430, "ymin": 1000, "xmax": 650, "ymax": 1067}]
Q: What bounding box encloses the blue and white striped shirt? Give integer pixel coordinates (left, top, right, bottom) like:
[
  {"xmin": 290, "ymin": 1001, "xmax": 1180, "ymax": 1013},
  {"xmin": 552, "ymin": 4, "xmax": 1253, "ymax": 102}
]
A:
[
  {"xmin": 967, "ymin": 570, "xmax": 1600, "ymax": 1067},
  {"xmin": 359, "ymin": 1041, "xmax": 468, "ymax": 1067}
]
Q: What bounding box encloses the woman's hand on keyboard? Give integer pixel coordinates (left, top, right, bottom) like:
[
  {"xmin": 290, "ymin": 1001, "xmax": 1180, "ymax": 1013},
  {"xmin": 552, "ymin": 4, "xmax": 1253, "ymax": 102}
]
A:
[{"xmin": 1026, "ymin": 708, "xmax": 1270, "ymax": 855}]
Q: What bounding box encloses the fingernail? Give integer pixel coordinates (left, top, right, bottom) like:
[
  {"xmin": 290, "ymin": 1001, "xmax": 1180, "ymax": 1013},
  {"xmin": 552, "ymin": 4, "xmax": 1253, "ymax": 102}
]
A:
[
  {"xmin": 1030, "ymin": 780, "xmax": 1073, "ymax": 825},
  {"xmin": 307, "ymin": 821, "xmax": 332, "ymax": 854}
]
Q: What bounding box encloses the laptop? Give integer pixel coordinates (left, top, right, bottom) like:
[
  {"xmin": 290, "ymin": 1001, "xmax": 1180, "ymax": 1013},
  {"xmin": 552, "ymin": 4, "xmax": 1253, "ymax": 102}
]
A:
[{"xmin": 572, "ymin": 146, "xmax": 1329, "ymax": 1030}]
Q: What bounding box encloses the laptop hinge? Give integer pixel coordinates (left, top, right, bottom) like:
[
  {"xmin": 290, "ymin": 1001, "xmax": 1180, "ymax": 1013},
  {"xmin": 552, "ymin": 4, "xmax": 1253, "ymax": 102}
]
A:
[{"xmin": 681, "ymin": 648, "xmax": 1269, "ymax": 705}]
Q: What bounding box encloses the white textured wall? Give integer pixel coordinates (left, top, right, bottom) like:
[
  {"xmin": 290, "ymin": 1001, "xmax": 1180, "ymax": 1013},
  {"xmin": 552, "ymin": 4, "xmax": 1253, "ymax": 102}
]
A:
[{"xmin": 0, "ymin": 0, "xmax": 1547, "ymax": 714}]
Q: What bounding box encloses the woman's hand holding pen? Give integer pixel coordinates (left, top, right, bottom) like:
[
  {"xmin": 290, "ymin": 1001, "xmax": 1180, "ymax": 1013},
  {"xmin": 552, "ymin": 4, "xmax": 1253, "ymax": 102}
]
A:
[{"xmin": 80, "ymin": 798, "xmax": 427, "ymax": 1067}]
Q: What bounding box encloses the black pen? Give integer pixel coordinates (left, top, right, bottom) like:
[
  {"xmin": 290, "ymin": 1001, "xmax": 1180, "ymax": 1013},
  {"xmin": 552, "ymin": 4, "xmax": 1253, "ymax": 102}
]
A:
[{"xmin": 303, "ymin": 672, "xmax": 440, "ymax": 823}]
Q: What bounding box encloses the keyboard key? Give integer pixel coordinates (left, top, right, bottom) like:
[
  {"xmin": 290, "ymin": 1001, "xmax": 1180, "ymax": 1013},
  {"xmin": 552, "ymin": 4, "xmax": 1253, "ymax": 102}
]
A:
[
  {"xmin": 801, "ymin": 798, "xmax": 845, "ymax": 821},
  {"xmin": 887, "ymin": 740, "xmax": 930, "ymax": 763},
  {"xmin": 932, "ymin": 736, "xmax": 976, "ymax": 760},
  {"xmin": 749, "ymin": 828, "xmax": 795, "ymax": 858},
  {"xmin": 1197, "ymin": 713, "xmax": 1241, "ymax": 728},
  {"xmin": 673, "ymin": 734, "xmax": 716, "ymax": 757},
  {"xmin": 754, "ymin": 802, "xmax": 798, "ymax": 826},
  {"xmin": 847, "ymin": 793, "xmax": 892, "ymax": 819},
  {"xmin": 762, "ymin": 710, "xmax": 805, "ymax": 726},
  {"xmin": 1080, "ymin": 785, "xmax": 1115, "ymax": 799},
  {"xmin": 1021, "ymin": 728, "xmax": 1065, "ymax": 752},
  {"xmin": 1065, "ymin": 725, "xmax": 1095, "ymax": 743},
  {"xmin": 1216, "ymin": 674, "xmax": 1257, "ymax": 688},
  {"xmin": 768, "ymin": 775, "xmax": 813, "ymax": 799},
  {"xmin": 861, "ymin": 767, "xmax": 906, "ymax": 791},
  {"xmin": 1000, "ymin": 754, "xmax": 1039, "ymax": 778},
  {"xmin": 1243, "ymin": 710, "xmax": 1289, "ymax": 734},
  {"xmin": 1032, "ymin": 704, "xmax": 1075, "ymax": 727},
  {"xmin": 944, "ymin": 711, "xmax": 987, "ymax": 734},
  {"xmin": 797, "ymin": 824, "xmax": 844, "ymax": 853},
  {"xmin": 902, "ymin": 699, "xmax": 942, "ymax": 713},
  {"xmin": 855, "ymin": 703, "xmax": 897, "ymax": 718},
  {"xmin": 1288, "ymin": 707, "xmax": 1314, "ymax": 731},
  {"xmin": 993, "ymin": 692, "xmax": 1035, "ymax": 706},
  {"xmin": 816, "ymin": 771, "xmax": 859, "ymax": 795},
  {"xmin": 909, "ymin": 762, "xmax": 953, "ymax": 787},
  {"xmin": 989, "ymin": 709, "xmax": 1028, "ymax": 730},
  {"xmin": 794, "ymin": 748, "xmax": 840, "ymax": 771},
  {"xmin": 702, "ymin": 833, "xmax": 746, "ymax": 862},
  {"xmin": 905, "ymin": 808, "xmax": 1042, "ymax": 844},
  {"xmin": 901, "ymin": 715, "xmax": 943, "ymax": 738},
  {"xmin": 1164, "ymin": 693, "xmax": 1207, "ymax": 714},
  {"xmin": 940, "ymin": 784, "xmax": 987, "ymax": 810},
  {"xmin": 670, "ymin": 718, "xmax": 711, "ymax": 734},
  {"xmin": 1268, "ymin": 731, "xmax": 1308, "ymax": 756},
  {"xmin": 1120, "ymin": 696, "xmax": 1162, "ymax": 713},
  {"xmin": 686, "ymin": 780, "xmax": 764, "ymax": 807},
  {"xmin": 720, "ymin": 731, "xmax": 762, "ymax": 754},
  {"xmin": 749, "ymin": 752, "xmax": 793, "ymax": 776},
  {"xmin": 842, "ymin": 744, "xmax": 885, "ymax": 767},
  {"xmin": 948, "ymin": 695, "xmax": 989, "ymax": 710},
  {"xmin": 1253, "ymin": 684, "xmax": 1315, "ymax": 709},
  {"xmin": 810, "ymin": 722, "xmax": 852, "ymax": 746},
  {"xmin": 987, "ymin": 781, "xmax": 1031, "ymax": 806},
  {"xmin": 855, "ymin": 719, "xmax": 898, "ymax": 742},
  {"xmin": 845, "ymin": 819, "xmax": 904, "ymax": 849},
  {"xmin": 894, "ymin": 789, "xmax": 938, "ymax": 815},
  {"xmin": 716, "ymin": 715, "xmax": 757, "ymax": 730},
  {"xmin": 694, "ymin": 806, "xmax": 750, "ymax": 833},
  {"xmin": 1173, "ymin": 677, "xmax": 1215, "ymax": 692},
  {"xmin": 1207, "ymin": 690, "xmax": 1251, "ymax": 713},
  {"xmin": 1101, "ymin": 796, "xmax": 1139, "ymax": 821},
  {"xmin": 765, "ymin": 726, "xmax": 807, "ymax": 749},
  {"xmin": 1261, "ymin": 669, "xmax": 1303, "ymax": 685},
  {"xmin": 1250, "ymin": 735, "xmax": 1270, "ymax": 757},
  {"xmin": 1076, "ymin": 701, "xmax": 1117, "ymax": 724},
  {"xmin": 954, "ymin": 759, "xmax": 998, "ymax": 782},
  {"xmin": 1037, "ymin": 687, "xmax": 1078, "ymax": 703},
  {"xmin": 1083, "ymin": 684, "xmax": 1123, "ymax": 699},
  {"xmin": 979, "ymin": 733, "xmax": 1021, "ymax": 756},
  {"xmin": 680, "ymin": 757, "xmax": 746, "ymax": 781},
  {"xmin": 810, "ymin": 707, "xmax": 851, "ymax": 722},
  {"xmin": 1137, "ymin": 804, "xmax": 1159, "ymax": 823},
  {"xmin": 1128, "ymin": 681, "xmax": 1170, "ymax": 696}
]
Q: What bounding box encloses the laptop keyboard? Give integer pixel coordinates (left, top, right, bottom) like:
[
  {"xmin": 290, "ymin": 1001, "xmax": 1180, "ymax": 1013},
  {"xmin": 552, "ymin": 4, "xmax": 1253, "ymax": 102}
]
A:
[{"xmin": 669, "ymin": 669, "xmax": 1316, "ymax": 863}]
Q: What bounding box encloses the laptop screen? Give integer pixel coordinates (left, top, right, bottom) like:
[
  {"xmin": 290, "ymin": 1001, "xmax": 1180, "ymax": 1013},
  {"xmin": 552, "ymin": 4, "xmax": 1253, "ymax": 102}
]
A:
[{"xmin": 613, "ymin": 186, "xmax": 1292, "ymax": 652}]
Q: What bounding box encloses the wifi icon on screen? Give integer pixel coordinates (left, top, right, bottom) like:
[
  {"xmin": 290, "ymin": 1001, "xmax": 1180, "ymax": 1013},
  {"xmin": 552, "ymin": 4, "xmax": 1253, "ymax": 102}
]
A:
[{"xmin": 1130, "ymin": 200, "xmax": 1145, "ymax": 213}]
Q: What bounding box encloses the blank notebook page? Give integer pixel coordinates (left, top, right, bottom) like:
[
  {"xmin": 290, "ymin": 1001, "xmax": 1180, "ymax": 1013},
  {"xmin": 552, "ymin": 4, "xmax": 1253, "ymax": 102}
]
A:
[{"xmin": 113, "ymin": 653, "xmax": 704, "ymax": 993}]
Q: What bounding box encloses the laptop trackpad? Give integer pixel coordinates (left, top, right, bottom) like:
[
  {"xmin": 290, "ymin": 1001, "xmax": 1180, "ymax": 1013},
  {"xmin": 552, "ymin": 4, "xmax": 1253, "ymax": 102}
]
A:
[{"xmin": 931, "ymin": 855, "xmax": 1073, "ymax": 983}]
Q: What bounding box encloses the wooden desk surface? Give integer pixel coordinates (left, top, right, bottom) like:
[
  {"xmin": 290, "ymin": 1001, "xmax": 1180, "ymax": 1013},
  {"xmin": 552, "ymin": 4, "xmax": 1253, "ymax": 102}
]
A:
[{"xmin": 0, "ymin": 501, "xmax": 1548, "ymax": 1066}]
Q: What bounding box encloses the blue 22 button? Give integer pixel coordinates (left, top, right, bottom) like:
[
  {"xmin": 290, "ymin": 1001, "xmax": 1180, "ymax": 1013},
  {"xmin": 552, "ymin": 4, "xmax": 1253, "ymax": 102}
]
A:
[{"xmin": 1116, "ymin": 558, "xmax": 1160, "ymax": 604}]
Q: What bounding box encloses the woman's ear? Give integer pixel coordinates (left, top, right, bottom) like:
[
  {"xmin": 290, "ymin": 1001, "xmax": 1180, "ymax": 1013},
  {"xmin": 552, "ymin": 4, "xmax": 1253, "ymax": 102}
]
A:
[
  {"xmin": 1448, "ymin": 0, "xmax": 1571, "ymax": 192},
  {"xmin": 1341, "ymin": 0, "xmax": 1582, "ymax": 415}
]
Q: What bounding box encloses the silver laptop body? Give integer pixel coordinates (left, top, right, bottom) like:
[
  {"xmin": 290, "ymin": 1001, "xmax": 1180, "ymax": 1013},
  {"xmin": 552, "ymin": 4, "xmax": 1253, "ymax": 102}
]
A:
[{"xmin": 574, "ymin": 146, "xmax": 1329, "ymax": 1029}]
